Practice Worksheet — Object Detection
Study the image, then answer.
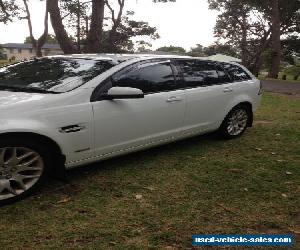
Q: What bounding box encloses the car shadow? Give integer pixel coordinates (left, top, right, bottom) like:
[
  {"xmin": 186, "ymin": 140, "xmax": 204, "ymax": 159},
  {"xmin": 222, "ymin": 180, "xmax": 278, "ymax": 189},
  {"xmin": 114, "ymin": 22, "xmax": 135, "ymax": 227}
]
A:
[
  {"xmin": 71, "ymin": 132, "xmax": 219, "ymax": 171},
  {"xmin": 42, "ymin": 131, "xmax": 223, "ymax": 197}
]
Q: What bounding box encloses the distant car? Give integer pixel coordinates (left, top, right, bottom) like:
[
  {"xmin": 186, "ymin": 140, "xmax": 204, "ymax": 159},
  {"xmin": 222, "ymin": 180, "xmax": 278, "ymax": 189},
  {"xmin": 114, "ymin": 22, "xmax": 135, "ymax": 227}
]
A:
[{"xmin": 0, "ymin": 54, "xmax": 262, "ymax": 204}]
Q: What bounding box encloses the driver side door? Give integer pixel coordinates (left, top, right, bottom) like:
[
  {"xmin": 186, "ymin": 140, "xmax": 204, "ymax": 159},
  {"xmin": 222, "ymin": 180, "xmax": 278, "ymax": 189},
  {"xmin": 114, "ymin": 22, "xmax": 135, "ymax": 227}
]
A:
[{"xmin": 91, "ymin": 60, "xmax": 186, "ymax": 158}]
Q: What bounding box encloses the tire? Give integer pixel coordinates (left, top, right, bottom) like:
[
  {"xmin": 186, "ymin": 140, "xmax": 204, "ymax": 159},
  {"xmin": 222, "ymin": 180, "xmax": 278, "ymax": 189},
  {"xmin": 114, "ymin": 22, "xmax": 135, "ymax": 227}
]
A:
[
  {"xmin": 0, "ymin": 137, "xmax": 53, "ymax": 206},
  {"xmin": 219, "ymin": 105, "xmax": 251, "ymax": 139}
]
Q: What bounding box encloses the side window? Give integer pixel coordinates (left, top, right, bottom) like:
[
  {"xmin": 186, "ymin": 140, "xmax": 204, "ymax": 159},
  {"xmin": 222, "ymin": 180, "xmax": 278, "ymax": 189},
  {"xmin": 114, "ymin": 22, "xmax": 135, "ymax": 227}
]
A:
[
  {"xmin": 177, "ymin": 60, "xmax": 220, "ymax": 87},
  {"xmin": 215, "ymin": 64, "xmax": 231, "ymax": 83},
  {"xmin": 221, "ymin": 63, "xmax": 252, "ymax": 82},
  {"xmin": 111, "ymin": 61, "xmax": 179, "ymax": 94}
]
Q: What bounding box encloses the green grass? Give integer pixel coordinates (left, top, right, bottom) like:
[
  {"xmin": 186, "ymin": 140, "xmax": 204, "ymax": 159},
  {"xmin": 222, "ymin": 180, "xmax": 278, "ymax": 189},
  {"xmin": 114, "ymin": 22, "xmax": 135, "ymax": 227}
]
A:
[
  {"xmin": 259, "ymin": 74, "xmax": 300, "ymax": 83},
  {"xmin": 1, "ymin": 93, "xmax": 299, "ymax": 249},
  {"xmin": 0, "ymin": 60, "xmax": 16, "ymax": 67}
]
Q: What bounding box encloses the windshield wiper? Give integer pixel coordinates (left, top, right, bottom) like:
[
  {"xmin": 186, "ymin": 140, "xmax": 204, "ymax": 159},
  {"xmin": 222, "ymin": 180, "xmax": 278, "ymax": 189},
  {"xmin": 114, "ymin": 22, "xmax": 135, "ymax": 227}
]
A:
[{"xmin": 0, "ymin": 85, "xmax": 60, "ymax": 94}]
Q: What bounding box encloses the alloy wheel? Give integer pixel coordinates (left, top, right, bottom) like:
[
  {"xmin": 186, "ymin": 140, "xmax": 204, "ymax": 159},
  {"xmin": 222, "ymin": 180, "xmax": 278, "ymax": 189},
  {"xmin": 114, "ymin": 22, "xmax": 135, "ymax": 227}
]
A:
[
  {"xmin": 227, "ymin": 109, "xmax": 248, "ymax": 136},
  {"xmin": 0, "ymin": 147, "xmax": 44, "ymax": 201}
]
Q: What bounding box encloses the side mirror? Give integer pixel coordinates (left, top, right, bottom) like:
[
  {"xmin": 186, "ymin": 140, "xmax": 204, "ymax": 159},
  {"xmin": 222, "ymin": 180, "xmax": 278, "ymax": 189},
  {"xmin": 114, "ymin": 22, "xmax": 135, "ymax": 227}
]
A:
[{"xmin": 105, "ymin": 87, "xmax": 144, "ymax": 100}]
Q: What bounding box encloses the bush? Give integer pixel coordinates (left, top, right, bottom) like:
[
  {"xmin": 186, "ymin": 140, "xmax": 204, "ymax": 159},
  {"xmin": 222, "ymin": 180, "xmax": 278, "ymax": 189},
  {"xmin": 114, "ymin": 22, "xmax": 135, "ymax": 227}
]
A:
[{"xmin": 283, "ymin": 65, "xmax": 300, "ymax": 77}]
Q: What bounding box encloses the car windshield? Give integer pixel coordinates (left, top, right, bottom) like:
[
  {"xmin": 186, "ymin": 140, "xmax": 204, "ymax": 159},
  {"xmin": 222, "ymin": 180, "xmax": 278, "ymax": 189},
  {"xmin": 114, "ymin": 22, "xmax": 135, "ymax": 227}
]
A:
[{"xmin": 0, "ymin": 58, "xmax": 117, "ymax": 93}]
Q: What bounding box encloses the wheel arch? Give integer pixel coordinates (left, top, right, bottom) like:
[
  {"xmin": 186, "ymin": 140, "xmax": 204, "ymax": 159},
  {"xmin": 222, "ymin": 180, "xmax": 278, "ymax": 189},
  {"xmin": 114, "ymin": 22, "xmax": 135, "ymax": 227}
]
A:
[
  {"xmin": 0, "ymin": 132, "xmax": 66, "ymax": 169},
  {"xmin": 228, "ymin": 101, "xmax": 253, "ymax": 127}
]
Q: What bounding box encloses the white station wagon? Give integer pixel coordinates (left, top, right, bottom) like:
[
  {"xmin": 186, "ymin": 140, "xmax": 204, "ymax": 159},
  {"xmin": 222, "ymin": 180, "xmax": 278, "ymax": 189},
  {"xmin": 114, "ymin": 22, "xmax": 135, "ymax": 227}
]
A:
[{"xmin": 0, "ymin": 54, "xmax": 262, "ymax": 204}]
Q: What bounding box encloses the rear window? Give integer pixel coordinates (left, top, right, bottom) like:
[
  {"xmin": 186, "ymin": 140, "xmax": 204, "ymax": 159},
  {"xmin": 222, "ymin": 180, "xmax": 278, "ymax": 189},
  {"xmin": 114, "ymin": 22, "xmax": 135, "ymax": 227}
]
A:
[
  {"xmin": 176, "ymin": 60, "xmax": 220, "ymax": 87},
  {"xmin": 0, "ymin": 58, "xmax": 116, "ymax": 93},
  {"xmin": 220, "ymin": 63, "xmax": 252, "ymax": 82}
]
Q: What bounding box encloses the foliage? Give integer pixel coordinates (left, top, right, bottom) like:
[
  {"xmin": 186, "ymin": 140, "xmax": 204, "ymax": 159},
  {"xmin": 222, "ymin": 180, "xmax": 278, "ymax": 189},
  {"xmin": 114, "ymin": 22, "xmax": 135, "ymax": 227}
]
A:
[
  {"xmin": 283, "ymin": 65, "xmax": 300, "ymax": 78},
  {"xmin": 208, "ymin": 0, "xmax": 300, "ymax": 75},
  {"xmin": 56, "ymin": 1, "xmax": 160, "ymax": 53},
  {"xmin": 187, "ymin": 43, "xmax": 238, "ymax": 58},
  {"xmin": 100, "ymin": 11, "xmax": 159, "ymax": 53},
  {"xmin": 281, "ymin": 36, "xmax": 300, "ymax": 65},
  {"xmin": 156, "ymin": 45, "xmax": 186, "ymax": 54},
  {"xmin": 24, "ymin": 34, "xmax": 58, "ymax": 44},
  {"xmin": 0, "ymin": 45, "xmax": 5, "ymax": 59},
  {"xmin": 0, "ymin": 0, "xmax": 19, "ymax": 23}
]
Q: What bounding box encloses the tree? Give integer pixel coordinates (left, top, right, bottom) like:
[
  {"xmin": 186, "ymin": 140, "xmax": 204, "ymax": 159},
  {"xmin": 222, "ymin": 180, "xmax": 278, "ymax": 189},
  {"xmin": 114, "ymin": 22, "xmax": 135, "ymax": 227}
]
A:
[
  {"xmin": 251, "ymin": 0, "xmax": 300, "ymax": 78},
  {"xmin": 48, "ymin": 0, "xmax": 79, "ymax": 54},
  {"xmin": 105, "ymin": 0, "xmax": 126, "ymax": 52},
  {"xmin": 187, "ymin": 44, "xmax": 205, "ymax": 57},
  {"xmin": 281, "ymin": 36, "xmax": 300, "ymax": 65},
  {"xmin": 0, "ymin": 0, "xmax": 19, "ymax": 23},
  {"xmin": 187, "ymin": 43, "xmax": 238, "ymax": 57},
  {"xmin": 59, "ymin": 0, "xmax": 91, "ymax": 50},
  {"xmin": 24, "ymin": 34, "xmax": 58, "ymax": 44},
  {"xmin": 209, "ymin": 0, "xmax": 300, "ymax": 76},
  {"xmin": 85, "ymin": 0, "xmax": 105, "ymax": 52},
  {"xmin": 0, "ymin": 45, "xmax": 6, "ymax": 59},
  {"xmin": 102, "ymin": 13, "xmax": 159, "ymax": 53},
  {"xmin": 22, "ymin": 0, "xmax": 50, "ymax": 57},
  {"xmin": 47, "ymin": 0, "xmax": 175, "ymax": 54},
  {"xmin": 157, "ymin": 46, "xmax": 186, "ymax": 54},
  {"xmin": 203, "ymin": 43, "xmax": 238, "ymax": 57},
  {"xmin": 208, "ymin": 0, "xmax": 272, "ymax": 75}
]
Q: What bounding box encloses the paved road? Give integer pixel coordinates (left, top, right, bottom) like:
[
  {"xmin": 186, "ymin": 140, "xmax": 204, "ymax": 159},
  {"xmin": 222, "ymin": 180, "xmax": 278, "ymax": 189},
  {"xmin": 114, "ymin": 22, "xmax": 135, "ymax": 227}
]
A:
[{"xmin": 261, "ymin": 80, "xmax": 300, "ymax": 97}]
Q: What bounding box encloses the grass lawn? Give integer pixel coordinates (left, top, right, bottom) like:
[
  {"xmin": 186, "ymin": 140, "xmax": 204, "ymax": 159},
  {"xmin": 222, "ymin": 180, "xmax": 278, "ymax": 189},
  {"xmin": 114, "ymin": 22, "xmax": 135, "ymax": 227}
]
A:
[
  {"xmin": 259, "ymin": 75, "xmax": 300, "ymax": 83},
  {"xmin": 0, "ymin": 60, "xmax": 10, "ymax": 67},
  {"xmin": 1, "ymin": 93, "xmax": 299, "ymax": 249}
]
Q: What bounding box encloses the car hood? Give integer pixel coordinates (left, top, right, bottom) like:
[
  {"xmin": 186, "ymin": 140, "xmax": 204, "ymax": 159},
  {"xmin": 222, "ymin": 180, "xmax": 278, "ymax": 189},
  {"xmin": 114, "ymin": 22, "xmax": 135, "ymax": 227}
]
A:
[{"xmin": 0, "ymin": 90, "xmax": 47, "ymax": 107}]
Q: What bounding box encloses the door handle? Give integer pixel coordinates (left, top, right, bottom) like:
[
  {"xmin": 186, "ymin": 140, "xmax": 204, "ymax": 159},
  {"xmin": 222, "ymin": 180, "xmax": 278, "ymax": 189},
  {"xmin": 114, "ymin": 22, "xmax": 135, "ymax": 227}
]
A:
[
  {"xmin": 223, "ymin": 87, "xmax": 233, "ymax": 93},
  {"xmin": 166, "ymin": 96, "xmax": 183, "ymax": 103}
]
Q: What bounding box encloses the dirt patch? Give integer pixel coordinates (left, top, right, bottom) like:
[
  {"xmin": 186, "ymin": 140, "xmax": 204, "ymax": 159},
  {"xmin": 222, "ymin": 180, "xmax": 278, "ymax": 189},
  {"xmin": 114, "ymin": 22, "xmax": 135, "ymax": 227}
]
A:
[{"xmin": 253, "ymin": 120, "xmax": 274, "ymax": 125}]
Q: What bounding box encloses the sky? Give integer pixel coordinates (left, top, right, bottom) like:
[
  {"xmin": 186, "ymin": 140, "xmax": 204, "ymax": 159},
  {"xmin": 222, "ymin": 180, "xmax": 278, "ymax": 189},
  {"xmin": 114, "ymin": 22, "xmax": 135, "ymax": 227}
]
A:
[{"xmin": 0, "ymin": 0, "xmax": 219, "ymax": 51}]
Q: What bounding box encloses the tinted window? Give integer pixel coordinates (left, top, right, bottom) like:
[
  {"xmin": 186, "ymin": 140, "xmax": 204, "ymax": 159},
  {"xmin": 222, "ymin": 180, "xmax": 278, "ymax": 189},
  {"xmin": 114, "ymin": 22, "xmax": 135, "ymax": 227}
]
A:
[
  {"xmin": 112, "ymin": 62, "xmax": 179, "ymax": 93},
  {"xmin": 216, "ymin": 65, "xmax": 231, "ymax": 83},
  {"xmin": 177, "ymin": 60, "xmax": 220, "ymax": 87},
  {"xmin": 0, "ymin": 58, "xmax": 116, "ymax": 93},
  {"xmin": 221, "ymin": 63, "xmax": 252, "ymax": 81}
]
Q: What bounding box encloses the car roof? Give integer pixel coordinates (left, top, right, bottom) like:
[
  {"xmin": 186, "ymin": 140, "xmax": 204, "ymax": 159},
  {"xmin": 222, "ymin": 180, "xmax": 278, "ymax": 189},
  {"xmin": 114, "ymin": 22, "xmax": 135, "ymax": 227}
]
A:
[
  {"xmin": 47, "ymin": 53, "xmax": 241, "ymax": 67},
  {"xmin": 49, "ymin": 53, "xmax": 193, "ymax": 62}
]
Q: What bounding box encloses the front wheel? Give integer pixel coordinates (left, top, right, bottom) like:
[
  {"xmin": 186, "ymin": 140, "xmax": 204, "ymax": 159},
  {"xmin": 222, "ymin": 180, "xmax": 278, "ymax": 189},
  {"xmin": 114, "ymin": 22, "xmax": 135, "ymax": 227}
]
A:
[
  {"xmin": 219, "ymin": 106, "xmax": 250, "ymax": 139},
  {"xmin": 0, "ymin": 139, "xmax": 51, "ymax": 205}
]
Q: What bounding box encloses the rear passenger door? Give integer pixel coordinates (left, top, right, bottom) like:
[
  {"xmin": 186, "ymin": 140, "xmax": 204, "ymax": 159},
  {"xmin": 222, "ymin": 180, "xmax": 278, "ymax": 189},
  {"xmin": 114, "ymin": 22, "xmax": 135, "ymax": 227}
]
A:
[{"xmin": 174, "ymin": 59, "xmax": 233, "ymax": 135}]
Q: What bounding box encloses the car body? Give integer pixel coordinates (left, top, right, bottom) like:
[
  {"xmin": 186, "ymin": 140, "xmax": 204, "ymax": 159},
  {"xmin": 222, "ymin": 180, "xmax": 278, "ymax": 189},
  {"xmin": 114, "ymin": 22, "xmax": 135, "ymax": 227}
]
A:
[{"xmin": 0, "ymin": 54, "xmax": 262, "ymax": 204}]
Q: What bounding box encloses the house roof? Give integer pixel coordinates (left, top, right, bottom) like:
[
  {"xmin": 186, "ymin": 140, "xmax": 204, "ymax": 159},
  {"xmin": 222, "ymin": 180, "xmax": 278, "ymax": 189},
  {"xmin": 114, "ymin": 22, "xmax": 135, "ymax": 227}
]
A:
[{"xmin": 1, "ymin": 43, "xmax": 62, "ymax": 50}]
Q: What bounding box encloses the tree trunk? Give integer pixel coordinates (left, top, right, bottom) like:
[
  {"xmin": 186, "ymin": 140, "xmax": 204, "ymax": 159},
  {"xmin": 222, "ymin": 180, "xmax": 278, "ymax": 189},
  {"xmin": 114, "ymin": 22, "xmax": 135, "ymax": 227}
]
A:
[
  {"xmin": 85, "ymin": 0, "xmax": 105, "ymax": 53},
  {"xmin": 240, "ymin": 15, "xmax": 248, "ymax": 67},
  {"xmin": 36, "ymin": 0, "xmax": 50, "ymax": 57},
  {"xmin": 268, "ymin": 0, "xmax": 281, "ymax": 78},
  {"xmin": 76, "ymin": 0, "xmax": 81, "ymax": 51},
  {"xmin": 48, "ymin": 0, "xmax": 78, "ymax": 54},
  {"xmin": 106, "ymin": 0, "xmax": 125, "ymax": 53},
  {"xmin": 23, "ymin": 0, "xmax": 37, "ymax": 54}
]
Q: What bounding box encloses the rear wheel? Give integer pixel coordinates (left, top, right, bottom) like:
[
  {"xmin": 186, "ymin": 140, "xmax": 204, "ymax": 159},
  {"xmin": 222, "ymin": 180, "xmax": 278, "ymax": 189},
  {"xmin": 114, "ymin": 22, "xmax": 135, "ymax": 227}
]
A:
[
  {"xmin": 219, "ymin": 105, "xmax": 250, "ymax": 139},
  {"xmin": 0, "ymin": 139, "xmax": 52, "ymax": 205}
]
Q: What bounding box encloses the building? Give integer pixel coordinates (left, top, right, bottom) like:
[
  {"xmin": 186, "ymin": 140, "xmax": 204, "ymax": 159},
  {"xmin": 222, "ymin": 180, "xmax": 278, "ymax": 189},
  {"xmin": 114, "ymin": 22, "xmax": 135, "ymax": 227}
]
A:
[{"xmin": 1, "ymin": 43, "xmax": 63, "ymax": 60}]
